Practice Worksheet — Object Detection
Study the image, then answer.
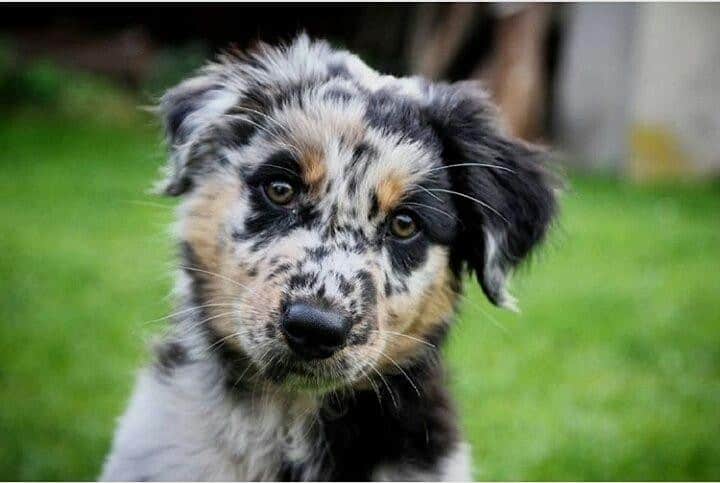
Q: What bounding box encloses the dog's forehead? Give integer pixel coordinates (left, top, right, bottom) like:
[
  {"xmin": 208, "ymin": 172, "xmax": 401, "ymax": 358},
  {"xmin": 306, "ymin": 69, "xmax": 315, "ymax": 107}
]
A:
[{"xmin": 268, "ymin": 84, "xmax": 442, "ymax": 213}]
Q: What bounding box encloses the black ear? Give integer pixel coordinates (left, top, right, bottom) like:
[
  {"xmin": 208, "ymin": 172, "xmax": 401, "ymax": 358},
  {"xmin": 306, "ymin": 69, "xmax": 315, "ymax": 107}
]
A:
[
  {"xmin": 427, "ymin": 81, "xmax": 558, "ymax": 310},
  {"xmin": 156, "ymin": 73, "xmax": 238, "ymax": 196}
]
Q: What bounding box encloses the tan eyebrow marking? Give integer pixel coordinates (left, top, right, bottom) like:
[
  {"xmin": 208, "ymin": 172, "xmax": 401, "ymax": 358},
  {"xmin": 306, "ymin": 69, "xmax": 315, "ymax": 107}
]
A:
[
  {"xmin": 377, "ymin": 173, "xmax": 410, "ymax": 213},
  {"xmin": 301, "ymin": 145, "xmax": 327, "ymax": 192}
]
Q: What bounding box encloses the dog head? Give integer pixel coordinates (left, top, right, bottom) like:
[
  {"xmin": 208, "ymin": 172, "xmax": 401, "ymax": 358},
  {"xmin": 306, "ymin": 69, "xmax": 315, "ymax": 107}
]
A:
[{"xmin": 159, "ymin": 36, "xmax": 557, "ymax": 391}]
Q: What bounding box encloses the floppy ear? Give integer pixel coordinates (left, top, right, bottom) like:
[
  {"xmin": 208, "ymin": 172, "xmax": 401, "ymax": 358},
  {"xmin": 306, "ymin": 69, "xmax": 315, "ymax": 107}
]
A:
[
  {"xmin": 157, "ymin": 73, "xmax": 239, "ymax": 196},
  {"xmin": 427, "ymin": 81, "xmax": 558, "ymax": 310}
]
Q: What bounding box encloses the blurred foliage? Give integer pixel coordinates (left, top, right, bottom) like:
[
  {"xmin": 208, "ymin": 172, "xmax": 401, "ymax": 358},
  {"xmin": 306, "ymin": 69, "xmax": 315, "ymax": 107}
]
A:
[
  {"xmin": 142, "ymin": 42, "xmax": 210, "ymax": 100},
  {"xmin": 0, "ymin": 37, "xmax": 144, "ymax": 124},
  {"xmin": 0, "ymin": 38, "xmax": 62, "ymax": 106}
]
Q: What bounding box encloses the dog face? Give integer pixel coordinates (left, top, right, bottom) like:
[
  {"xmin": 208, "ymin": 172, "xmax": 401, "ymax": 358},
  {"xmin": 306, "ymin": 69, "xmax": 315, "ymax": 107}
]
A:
[{"xmin": 160, "ymin": 36, "xmax": 557, "ymax": 391}]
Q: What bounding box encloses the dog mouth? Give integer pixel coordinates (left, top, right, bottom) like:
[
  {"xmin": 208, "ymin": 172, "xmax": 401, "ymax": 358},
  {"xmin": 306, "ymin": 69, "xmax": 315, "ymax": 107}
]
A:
[{"xmin": 258, "ymin": 352, "xmax": 355, "ymax": 391}]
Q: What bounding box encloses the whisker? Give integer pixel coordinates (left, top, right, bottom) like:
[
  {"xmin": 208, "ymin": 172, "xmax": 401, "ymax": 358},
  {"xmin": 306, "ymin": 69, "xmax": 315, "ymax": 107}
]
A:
[
  {"xmin": 265, "ymin": 163, "xmax": 300, "ymax": 176},
  {"xmin": 221, "ymin": 114, "xmax": 301, "ymax": 157},
  {"xmin": 357, "ymin": 364, "xmax": 383, "ymax": 407},
  {"xmin": 122, "ymin": 199, "xmax": 175, "ymax": 211},
  {"xmin": 227, "ymin": 105, "xmax": 287, "ymax": 132},
  {"xmin": 206, "ymin": 329, "xmax": 242, "ymax": 352},
  {"xmin": 430, "ymin": 281, "xmax": 511, "ymax": 334},
  {"xmin": 374, "ymin": 330, "xmax": 437, "ymax": 349},
  {"xmin": 222, "ymin": 113, "xmax": 280, "ymax": 138},
  {"xmin": 403, "ymin": 202, "xmax": 459, "ymax": 222},
  {"xmin": 427, "ymin": 162, "xmax": 516, "ymax": 174},
  {"xmin": 177, "ymin": 310, "xmax": 239, "ymax": 339},
  {"xmin": 178, "ymin": 266, "xmax": 258, "ymax": 294},
  {"xmin": 369, "ymin": 364, "xmax": 398, "ymax": 409},
  {"xmin": 369, "ymin": 344, "xmax": 422, "ymax": 399},
  {"xmin": 231, "ymin": 361, "xmax": 254, "ymax": 391},
  {"xmin": 141, "ymin": 303, "xmax": 238, "ymax": 326},
  {"xmin": 170, "ymin": 120, "xmax": 221, "ymax": 152},
  {"xmin": 410, "ymin": 184, "xmax": 444, "ymax": 204},
  {"xmin": 427, "ymin": 188, "xmax": 509, "ymax": 224},
  {"xmin": 455, "ymin": 291, "xmax": 511, "ymax": 335}
]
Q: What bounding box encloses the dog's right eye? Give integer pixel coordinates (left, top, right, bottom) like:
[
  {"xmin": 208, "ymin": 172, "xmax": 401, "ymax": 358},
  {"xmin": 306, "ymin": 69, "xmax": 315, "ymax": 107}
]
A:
[{"xmin": 264, "ymin": 180, "xmax": 297, "ymax": 206}]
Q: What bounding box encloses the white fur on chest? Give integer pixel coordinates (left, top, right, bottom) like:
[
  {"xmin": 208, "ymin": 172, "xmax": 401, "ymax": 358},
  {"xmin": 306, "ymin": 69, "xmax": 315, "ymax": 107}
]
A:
[
  {"xmin": 101, "ymin": 361, "xmax": 321, "ymax": 481},
  {"xmin": 102, "ymin": 356, "xmax": 473, "ymax": 481}
]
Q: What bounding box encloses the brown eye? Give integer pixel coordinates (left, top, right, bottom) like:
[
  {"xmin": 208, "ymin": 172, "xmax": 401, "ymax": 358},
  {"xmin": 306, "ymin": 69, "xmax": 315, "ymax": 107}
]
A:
[
  {"xmin": 389, "ymin": 212, "xmax": 419, "ymax": 239},
  {"xmin": 265, "ymin": 180, "xmax": 296, "ymax": 205}
]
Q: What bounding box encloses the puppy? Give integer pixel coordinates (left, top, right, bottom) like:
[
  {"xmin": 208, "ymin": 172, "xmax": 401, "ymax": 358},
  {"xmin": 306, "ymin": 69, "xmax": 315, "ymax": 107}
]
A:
[{"xmin": 101, "ymin": 35, "xmax": 557, "ymax": 481}]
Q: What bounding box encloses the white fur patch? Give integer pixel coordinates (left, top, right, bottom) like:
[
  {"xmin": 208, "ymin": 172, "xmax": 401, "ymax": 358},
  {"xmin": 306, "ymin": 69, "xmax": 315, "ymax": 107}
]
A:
[
  {"xmin": 101, "ymin": 359, "xmax": 321, "ymax": 481},
  {"xmin": 483, "ymin": 229, "xmax": 520, "ymax": 312}
]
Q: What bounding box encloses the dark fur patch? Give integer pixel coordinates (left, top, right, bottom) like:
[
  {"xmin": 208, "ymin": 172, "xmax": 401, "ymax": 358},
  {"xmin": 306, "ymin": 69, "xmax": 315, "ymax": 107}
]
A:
[
  {"xmin": 368, "ymin": 192, "xmax": 380, "ymax": 221},
  {"xmin": 306, "ymin": 245, "xmax": 331, "ymax": 261},
  {"xmin": 337, "ymin": 274, "xmax": 353, "ymax": 297},
  {"xmin": 163, "ymin": 83, "xmax": 223, "ymax": 144},
  {"xmin": 327, "ymin": 61, "xmax": 352, "ymax": 80},
  {"xmin": 323, "ymin": 87, "xmax": 353, "ymax": 103},
  {"xmin": 365, "ymin": 89, "xmax": 441, "ymax": 149},
  {"xmin": 355, "ymin": 270, "xmax": 376, "ymax": 314},
  {"xmin": 344, "ymin": 142, "xmax": 377, "ymax": 196},
  {"xmin": 222, "ymin": 117, "xmax": 258, "ymax": 148},
  {"xmin": 153, "ymin": 340, "xmax": 189, "ymax": 376},
  {"xmin": 288, "ymin": 271, "xmax": 319, "ymax": 291},
  {"xmin": 267, "ymin": 262, "xmax": 294, "ymax": 281},
  {"xmin": 313, "ymin": 356, "xmax": 459, "ymax": 480}
]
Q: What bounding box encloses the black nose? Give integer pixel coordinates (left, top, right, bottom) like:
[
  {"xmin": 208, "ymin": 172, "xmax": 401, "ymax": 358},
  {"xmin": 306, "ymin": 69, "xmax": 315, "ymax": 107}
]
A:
[{"xmin": 281, "ymin": 302, "xmax": 351, "ymax": 359}]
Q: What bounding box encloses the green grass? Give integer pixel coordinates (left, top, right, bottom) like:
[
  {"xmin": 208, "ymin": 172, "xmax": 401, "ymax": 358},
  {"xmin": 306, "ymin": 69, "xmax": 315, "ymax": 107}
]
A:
[{"xmin": 1, "ymin": 109, "xmax": 719, "ymax": 480}]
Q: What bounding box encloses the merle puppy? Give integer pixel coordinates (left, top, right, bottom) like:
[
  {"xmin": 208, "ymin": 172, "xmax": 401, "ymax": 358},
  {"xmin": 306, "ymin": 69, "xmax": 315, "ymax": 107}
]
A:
[{"xmin": 102, "ymin": 36, "xmax": 557, "ymax": 481}]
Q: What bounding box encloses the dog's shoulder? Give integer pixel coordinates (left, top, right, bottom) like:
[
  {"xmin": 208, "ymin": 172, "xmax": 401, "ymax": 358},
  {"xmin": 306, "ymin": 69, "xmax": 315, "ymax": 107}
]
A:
[{"xmin": 100, "ymin": 359, "xmax": 240, "ymax": 480}]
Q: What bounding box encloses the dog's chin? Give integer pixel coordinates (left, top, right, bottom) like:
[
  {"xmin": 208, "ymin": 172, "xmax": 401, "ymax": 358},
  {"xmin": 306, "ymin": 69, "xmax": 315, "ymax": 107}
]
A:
[
  {"xmin": 256, "ymin": 352, "xmax": 358, "ymax": 393},
  {"xmin": 281, "ymin": 372, "xmax": 349, "ymax": 393}
]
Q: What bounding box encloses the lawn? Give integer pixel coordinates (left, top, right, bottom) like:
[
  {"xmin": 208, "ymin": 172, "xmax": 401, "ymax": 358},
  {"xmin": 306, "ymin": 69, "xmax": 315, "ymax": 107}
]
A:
[{"xmin": 1, "ymin": 109, "xmax": 719, "ymax": 480}]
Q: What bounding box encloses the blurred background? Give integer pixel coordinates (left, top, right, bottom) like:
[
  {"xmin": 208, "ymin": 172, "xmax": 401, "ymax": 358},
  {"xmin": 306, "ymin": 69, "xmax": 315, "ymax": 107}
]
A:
[{"xmin": 0, "ymin": 3, "xmax": 718, "ymax": 480}]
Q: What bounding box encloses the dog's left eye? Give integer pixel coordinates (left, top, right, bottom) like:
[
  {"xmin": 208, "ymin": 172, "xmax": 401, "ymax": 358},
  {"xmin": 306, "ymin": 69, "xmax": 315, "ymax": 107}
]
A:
[
  {"xmin": 264, "ymin": 180, "xmax": 297, "ymax": 206},
  {"xmin": 389, "ymin": 212, "xmax": 419, "ymax": 239}
]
